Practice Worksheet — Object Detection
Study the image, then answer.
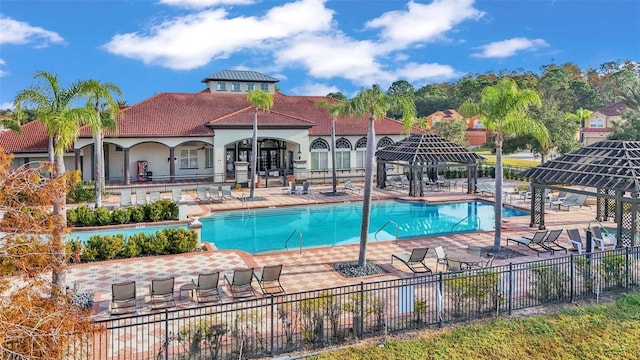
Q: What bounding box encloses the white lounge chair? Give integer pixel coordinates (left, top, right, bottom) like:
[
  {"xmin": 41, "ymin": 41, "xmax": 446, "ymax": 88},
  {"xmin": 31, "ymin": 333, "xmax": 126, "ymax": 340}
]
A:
[
  {"xmin": 135, "ymin": 189, "xmax": 147, "ymax": 205},
  {"xmin": 120, "ymin": 189, "xmax": 132, "ymax": 207}
]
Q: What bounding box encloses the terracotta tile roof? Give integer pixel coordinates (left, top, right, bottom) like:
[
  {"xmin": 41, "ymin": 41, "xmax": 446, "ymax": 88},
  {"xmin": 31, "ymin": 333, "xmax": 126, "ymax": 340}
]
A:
[
  {"xmin": 0, "ymin": 121, "xmax": 49, "ymax": 153},
  {"xmin": 595, "ymin": 102, "xmax": 626, "ymax": 117},
  {"xmin": 209, "ymin": 107, "xmax": 316, "ymax": 128}
]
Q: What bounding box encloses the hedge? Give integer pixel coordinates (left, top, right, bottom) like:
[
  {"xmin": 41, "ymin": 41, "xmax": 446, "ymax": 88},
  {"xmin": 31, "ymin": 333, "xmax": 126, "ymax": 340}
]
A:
[{"xmin": 67, "ymin": 200, "xmax": 178, "ymax": 227}]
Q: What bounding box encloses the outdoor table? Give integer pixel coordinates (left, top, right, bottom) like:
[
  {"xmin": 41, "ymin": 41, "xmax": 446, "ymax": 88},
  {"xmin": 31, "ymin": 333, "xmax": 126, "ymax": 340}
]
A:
[
  {"xmin": 449, "ymin": 255, "xmax": 486, "ymax": 269},
  {"xmin": 179, "ymin": 283, "xmax": 196, "ymax": 301}
]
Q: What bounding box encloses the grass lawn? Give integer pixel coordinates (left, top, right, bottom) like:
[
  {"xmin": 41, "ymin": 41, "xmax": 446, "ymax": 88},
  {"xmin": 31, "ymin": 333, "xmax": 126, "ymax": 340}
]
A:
[
  {"xmin": 480, "ymin": 156, "xmax": 541, "ymax": 168},
  {"xmin": 307, "ymin": 292, "xmax": 640, "ymax": 360}
]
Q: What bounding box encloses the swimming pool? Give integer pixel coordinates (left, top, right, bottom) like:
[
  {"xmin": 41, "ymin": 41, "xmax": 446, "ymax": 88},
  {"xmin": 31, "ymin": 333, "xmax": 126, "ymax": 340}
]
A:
[{"xmin": 199, "ymin": 200, "xmax": 527, "ymax": 254}]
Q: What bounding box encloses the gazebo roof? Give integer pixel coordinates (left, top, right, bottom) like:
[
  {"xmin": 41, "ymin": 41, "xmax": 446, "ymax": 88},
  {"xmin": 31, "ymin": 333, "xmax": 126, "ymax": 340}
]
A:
[
  {"xmin": 521, "ymin": 140, "xmax": 640, "ymax": 193},
  {"xmin": 375, "ymin": 133, "xmax": 484, "ymax": 165}
]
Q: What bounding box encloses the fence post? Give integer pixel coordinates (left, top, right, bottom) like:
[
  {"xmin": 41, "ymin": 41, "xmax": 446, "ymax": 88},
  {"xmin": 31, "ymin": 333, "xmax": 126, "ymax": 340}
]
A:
[
  {"xmin": 626, "ymin": 246, "xmax": 630, "ymax": 289},
  {"xmin": 270, "ymin": 295, "xmax": 275, "ymax": 355},
  {"xmin": 438, "ymin": 273, "xmax": 443, "ymax": 328},
  {"xmin": 359, "ymin": 281, "xmax": 364, "ymax": 338},
  {"xmin": 508, "ymin": 263, "xmax": 513, "ymax": 315},
  {"xmin": 570, "ymin": 254, "xmax": 574, "ymax": 303},
  {"xmin": 164, "ymin": 309, "xmax": 169, "ymax": 360}
]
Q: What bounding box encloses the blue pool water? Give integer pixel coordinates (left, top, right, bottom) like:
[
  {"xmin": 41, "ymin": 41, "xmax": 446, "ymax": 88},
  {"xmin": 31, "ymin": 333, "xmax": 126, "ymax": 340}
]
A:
[{"xmin": 71, "ymin": 200, "xmax": 528, "ymax": 254}]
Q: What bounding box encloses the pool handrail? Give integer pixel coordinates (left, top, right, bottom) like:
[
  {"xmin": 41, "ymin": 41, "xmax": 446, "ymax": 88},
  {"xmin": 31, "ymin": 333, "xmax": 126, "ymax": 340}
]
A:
[
  {"xmin": 375, "ymin": 220, "xmax": 399, "ymax": 244},
  {"xmin": 285, "ymin": 229, "xmax": 303, "ymax": 254},
  {"xmin": 451, "ymin": 215, "xmax": 481, "ymax": 233}
]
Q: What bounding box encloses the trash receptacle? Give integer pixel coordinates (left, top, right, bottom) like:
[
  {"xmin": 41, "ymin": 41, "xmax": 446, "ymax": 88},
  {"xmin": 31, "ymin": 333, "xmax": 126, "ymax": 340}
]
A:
[{"xmin": 146, "ymin": 171, "xmax": 153, "ymax": 181}]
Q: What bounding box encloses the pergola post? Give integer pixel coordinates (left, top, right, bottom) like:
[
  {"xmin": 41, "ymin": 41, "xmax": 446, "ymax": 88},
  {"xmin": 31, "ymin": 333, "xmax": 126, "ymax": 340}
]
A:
[
  {"xmin": 530, "ymin": 184, "xmax": 545, "ymax": 229},
  {"xmin": 467, "ymin": 164, "xmax": 477, "ymax": 194},
  {"xmin": 376, "ymin": 160, "xmax": 386, "ymax": 188}
]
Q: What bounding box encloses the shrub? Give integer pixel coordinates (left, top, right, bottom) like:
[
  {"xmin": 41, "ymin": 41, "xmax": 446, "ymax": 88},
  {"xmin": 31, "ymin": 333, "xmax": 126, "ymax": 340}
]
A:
[
  {"xmin": 529, "ymin": 264, "xmax": 570, "ymax": 302},
  {"xmin": 84, "ymin": 234, "xmax": 125, "ymax": 261},
  {"xmin": 127, "ymin": 233, "xmax": 154, "ymax": 255},
  {"xmin": 67, "ymin": 207, "xmax": 78, "ymax": 226},
  {"xmin": 152, "ymin": 230, "xmax": 171, "ymax": 255},
  {"xmin": 164, "ymin": 228, "xmax": 198, "ymax": 253},
  {"xmin": 111, "ymin": 208, "xmax": 130, "ymax": 224},
  {"xmin": 121, "ymin": 236, "xmax": 142, "ymax": 258},
  {"xmin": 157, "ymin": 199, "xmax": 178, "ymax": 220},
  {"xmin": 130, "ymin": 206, "xmax": 145, "ymax": 223},
  {"xmin": 147, "ymin": 202, "xmax": 164, "ymax": 222},
  {"xmin": 65, "ymin": 239, "xmax": 83, "ymax": 263},
  {"xmin": 75, "ymin": 205, "xmax": 96, "ymax": 227},
  {"xmin": 95, "ymin": 207, "xmax": 112, "ymax": 226},
  {"xmin": 600, "ymin": 253, "xmax": 626, "ymax": 290}
]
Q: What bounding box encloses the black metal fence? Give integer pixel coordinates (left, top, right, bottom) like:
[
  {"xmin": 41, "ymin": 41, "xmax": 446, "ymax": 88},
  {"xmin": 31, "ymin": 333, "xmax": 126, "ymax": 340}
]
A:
[{"xmin": 69, "ymin": 246, "xmax": 639, "ymax": 359}]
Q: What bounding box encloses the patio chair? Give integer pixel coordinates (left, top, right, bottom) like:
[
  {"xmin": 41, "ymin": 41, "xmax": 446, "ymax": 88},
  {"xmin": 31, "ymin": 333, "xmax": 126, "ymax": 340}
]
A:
[
  {"xmin": 387, "ymin": 176, "xmax": 404, "ymax": 189},
  {"xmin": 135, "ymin": 189, "xmax": 147, "ymax": 205},
  {"xmin": 192, "ymin": 272, "xmax": 221, "ymax": 303},
  {"xmin": 400, "ymin": 174, "xmax": 410, "ymax": 187},
  {"xmin": 109, "ymin": 281, "xmax": 137, "ymax": 315},
  {"xmin": 149, "ymin": 191, "xmax": 161, "ymax": 203},
  {"xmin": 224, "ymin": 268, "xmax": 256, "ymax": 298},
  {"xmin": 540, "ymin": 229, "xmax": 567, "ymax": 254},
  {"xmin": 476, "ymin": 183, "xmax": 495, "ymax": 196},
  {"xmin": 221, "ymin": 186, "xmax": 236, "ymax": 202},
  {"xmin": 120, "ymin": 189, "xmax": 132, "ymax": 207},
  {"xmin": 445, "ymin": 258, "xmax": 466, "ymax": 272},
  {"xmin": 253, "ymin": 264, "xmax": 285, "ymax": 295},
  {"xmin": 172, "ymin": 188, "xmax": 182, "ymax": 203},
  {"xmin": 434, "ymin": 246, "xmax": 448, "ymax": 273},
  {"xmin": 566, "ymin": 228, "xmax": 595, "ymax": 254},
  {"xmin": 302, "ymin": 181, "xmax": 310, "ymax": 195},
  {"xmin": 506, "ymin": 230, "xmax": 552, "ymax": 256},
  {"xmin": 196, "ymin": 185, "xmax": 209, "ymax": 202},
  {"xmin": 551, "ymin": 193, "xmax": 576, "ymax": 209},
  {"xmin": 482, "ymin": 256, "xmax": 495, "ymax": 268},
  {"xmin": 437, "ymin": 175, "xmax": 451, "ymax": 191},
  {"xmin": 148, "ymin": 277, "xmax": 176, "ymax": 310},
  {"xmin": 343, "ymin": 178, "xmax": 361, "ymax": 194},
  {"xmin": 590, "ymin": 226, "xmax": 616, "ymax": 250},
  {"xmin": 558, "ymin": 194, "xmax": 589, "ymax": 210},
  {"xmin": 391, "ymin": 248, "xmax": 432, "ymax": 275},
  {"xmin": 209, "ymin": 186, "xmax": 223, "ymax": 202}
]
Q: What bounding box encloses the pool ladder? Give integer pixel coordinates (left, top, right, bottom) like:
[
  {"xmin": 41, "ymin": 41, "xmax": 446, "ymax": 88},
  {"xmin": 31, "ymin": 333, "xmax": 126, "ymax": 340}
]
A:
[
  {"xmin": 451, "ymin": 215, "xmax": 481, "ymax": 233},
  {"xmin": 285, "ymin": 229, "xmax": 303, "ymax": 254},
  {"xmin": 375, "ymin": 220, "xmax": 399, "ymax": 244}
]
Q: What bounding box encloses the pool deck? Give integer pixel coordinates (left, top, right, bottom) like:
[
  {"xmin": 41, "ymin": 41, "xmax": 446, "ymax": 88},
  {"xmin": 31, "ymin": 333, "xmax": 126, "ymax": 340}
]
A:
[{"xmin": 68, "ymin": 179, "xmax": 603, "ymax": 319}]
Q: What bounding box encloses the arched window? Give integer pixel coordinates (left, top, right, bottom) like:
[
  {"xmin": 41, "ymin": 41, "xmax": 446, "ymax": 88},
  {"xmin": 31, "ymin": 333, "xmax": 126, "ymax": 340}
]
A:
[
  {"xmin": 310, "ymin": 138, "xmax": 329, "ymax": 170},
  {"xmin": 335, "ymin": 138, "xmax": 352, "ymax": 169},
  {"xmin": 377, "ymin": 137, "xmax": 394, "ymax": 149},
  {"xmin": 355, "ymin": 137, "xmax": 367, "ymax": 168}
]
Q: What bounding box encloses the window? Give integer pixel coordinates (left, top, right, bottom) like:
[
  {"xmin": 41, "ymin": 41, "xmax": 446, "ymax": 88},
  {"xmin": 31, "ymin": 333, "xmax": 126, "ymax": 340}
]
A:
[
  {"xmin": 377, "ymin": 137, "xmax": 394, "ymax": 149},
  {"xmin": 260, "ymin": 83, "xmax": 269, "ymax": 91},
  {"xmin": 246, "ymin": 83, "xmax": 255, "ymax": 91},
  {"xmin": 310, "ymin": 138, "xmax": 329, "ymax": 170},
  {"xmin": 231, "ymin": 82, "xmax": 241, "ymax": 92},
  {"xmin": 590, "ymin": 118, "xmax": 604, "ymax": 128},
  {"xmin": 180, "ymin": 149, "xmax": 198, "ymax": 169},
  {"xmin": 335, "ymin": 138, "xmax": 352, "ymax": 169},
  {"xmin": 216, "ymin": 82, "xmax": 226, "ymax": 91},
  {"xmin": 204, "ymin": 148, "xmax": 213, "ymax": 168},
  {"xmin": 355, "ymin": 137, "xmax": 367, "ymax": 168}
]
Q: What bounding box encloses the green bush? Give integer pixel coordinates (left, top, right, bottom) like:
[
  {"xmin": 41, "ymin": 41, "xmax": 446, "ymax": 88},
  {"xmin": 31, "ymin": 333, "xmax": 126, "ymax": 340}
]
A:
[
  {"xmin": 130, "ymin": 206, "xmax": 145, "ymax": 223},
  {"xmin": 67, "ymin": 181, "xmax": 94, "ymax": 204},
  {"xmin": 158, "ymin": 199, "xmax": 178, "ymax": 220},
  {"xmin": 126, "ymin": 233, "xmax": 154, "ymax": 255},
  {"xmin": 67, "ymin": 207, "xmax": 78, "ymax": 226},
  {"xmin": 95, "ymin": 207, "xmax": 112, "ymax": 226},
  {"xmin": 75, "ymin": 205, "xmax": 96, "ymax": 227},
  {"xmin": 163, "ymin": 228, "xmax": 198, "ymax": 253},
  {"xmin": 112, "ymin": 208, "xmax": 130, "ymax": 224},
  {"xmin": 84, "ymin": 234, "xmax": 125, "ymax": 260},
  {"xmin": 121, "ymin": 236, "xmax": 142, "ymax": 258},
  {"xmin": 147, "ymin": 202, "xmax": 164, "ymax": 222}
]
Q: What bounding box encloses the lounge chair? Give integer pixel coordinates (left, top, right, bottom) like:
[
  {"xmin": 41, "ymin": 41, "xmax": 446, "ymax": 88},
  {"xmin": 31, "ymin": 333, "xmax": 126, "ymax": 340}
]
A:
[
  {"xmin": 109, "ymin": 281, "xmax": 137, "ymax": 315},
  {"xmin": 343, "ymin": 178, "xmax": 361, "ymax": 194},
  {"xmin": 209, "ymin": 186, "xmax": 223, "ymax": 202},
  {"xmin": 541, "ymin": 229, "xmax": 567, "ymax": 253},
  {"xmin": 434, "ymin": 246, "xmax": 448, "ymax": 273},
  {"xmin": 558, "ymin": 194, "xmax": 589, "ymax": 210},
  {"xmin": 551, "ymin": 193, "xmax": 577, "ymax": 209},
  {"xmin": 400, "ymin": 174, "xmax": 410, "ymax": 187},
  {"xmin": 391, "ymin": 248, "xmax": 432, "ymax": 275},
  {"xmin": 437, "ymin": 175, "xmax": 451, "ymax": 191},
  {"xmin": 192, "ymin": 272, "xmax": 221, "ymax": 303},
  {"xmin": 172, "ymin": 188, "xmax": 182, "ymax": 203},
  {"xmin": 284, "ymin": 181, "xmax": 295, "ymax": 195},
  {"xmin": 302, "ymin": 181, "xmax": 310, "ymax": 195},
  {"xmin": 387, "ymin": 176, "xmax": 404, "ymax": 189},
  {"xmin": 135, "ymin": 189, "xmax": 147, "ymax": 205},
  {"xmin": 446, "ymin": 258, "xmax": 465, "ymax": 272},
  {"xmin": 591, "ymin": 226, "xmax": 616, "ymax": 250},
  {"xmin": 224, "ymin": 268, "xmax": 256, "ymax": 298},
  {"xmin": 120, "ymin": 189, "xmax": 132, "ymax": 207},
  {"xmin": 253, "ymin": 264, "xmax": 285, "ymax": 295},
  {"xmin": 149, "ymin": 191, "xmax": 161, "ymax": 203},
  {"xmin": 148, "ymin": 277, "xmax": 176, "ymax": 310},
  {"xmin": 506, "ymin": 230, "xmax": 552, "ymax": 256},
  {"xmin": 476, "ymin": 183, "xmax": 495, "ymax": 196},
  {"xmin": 221, "ymin": 186, "xmax": 236, "ymax": 202},
  {"xmin": 566, "ymin": 228, "xmax": 595, "ymax": 254},
  {"xmin": 196, "ymin": 185, "xmax": 209, "ymax": 202}
]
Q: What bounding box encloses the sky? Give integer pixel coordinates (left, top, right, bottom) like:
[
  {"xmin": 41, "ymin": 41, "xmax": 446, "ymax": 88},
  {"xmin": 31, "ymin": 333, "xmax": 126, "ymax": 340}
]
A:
[{"xmin": 0, "ymin": 0, "xmax": 639, "ymax": 109}]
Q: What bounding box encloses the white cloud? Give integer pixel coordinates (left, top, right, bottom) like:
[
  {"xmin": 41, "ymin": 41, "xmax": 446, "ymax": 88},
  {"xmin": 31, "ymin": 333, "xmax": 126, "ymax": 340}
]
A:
[
  {"xmin": 159, "ymin": 0, "xmax": 255, "ymax": 9},
  {"xmin": 394, "ymin": 62, "xmax": 459, "ymax": 82},
  {"xmin": 103, "ymin": 0, "xmax": 333, "ymax": 69},
  {"xmin": 0, "ymin": 58, "xmax": 6, "ymax": 77},
  {"xmin": 0, "ymin": 102, "xmax": 13, "ymax": 110},
  {"xmin": 0, "ymin": 15, "xmax": 63, "ymax": 47},
  {"xmin": 472, "ymin": 37, "xmax": 549, "ymax": 58},
  {"xmin": 365, "ymin": 0, "xmax": 484, "ymax": 47},
  {"xmin": 289, "ymin": 82, "xmax": 339, "ymax": 96}
]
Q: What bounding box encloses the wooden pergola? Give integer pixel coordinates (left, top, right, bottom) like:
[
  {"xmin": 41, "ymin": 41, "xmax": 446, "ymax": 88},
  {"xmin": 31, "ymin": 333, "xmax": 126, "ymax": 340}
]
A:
[
  {"xmin": 375, "ymin": 133, "xmax": 484, "ymax": 197},
  {"xmin": 521, "ymin": 140, "xmax": 640, "ymax": 247}
]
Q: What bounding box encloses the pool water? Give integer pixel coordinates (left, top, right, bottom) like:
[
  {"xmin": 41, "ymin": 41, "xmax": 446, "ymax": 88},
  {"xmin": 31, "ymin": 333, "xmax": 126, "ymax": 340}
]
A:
[{"xmin": 199, "ymin": 200, "xmax": 527, "ymax": 254}]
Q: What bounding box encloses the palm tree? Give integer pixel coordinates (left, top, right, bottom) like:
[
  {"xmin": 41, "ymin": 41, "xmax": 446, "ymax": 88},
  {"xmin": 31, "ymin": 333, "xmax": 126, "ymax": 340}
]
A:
[
  {"xmin": 565, "ymin": 108, "xmax": 593, "ymax": 143},
  {"xmin": 246, "ymin": 89, "xmax": 274, "ymax": 199},
  {"xmin": 13, "ymin": 70, "xmax": 94, "ymax": 293},
  {"xmin": 347, "ymin": 84, "xmax": 416, "ymax": 267},
  {"xmin": 317, "ymin": 98, "xmax": 349, "ymax": 194},
  {"xmin": 81, "ymin": 80, "xmax": 122, "ymax": 208},
  {"xmin": 459, "ymin": 77, "xmax": 547, "ymax": 253}
]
